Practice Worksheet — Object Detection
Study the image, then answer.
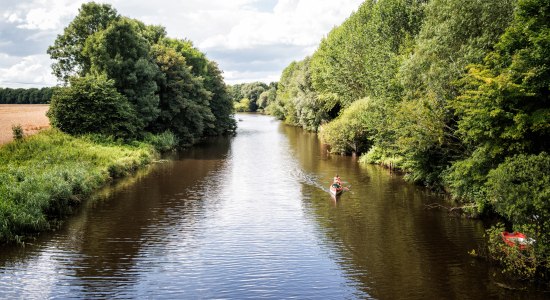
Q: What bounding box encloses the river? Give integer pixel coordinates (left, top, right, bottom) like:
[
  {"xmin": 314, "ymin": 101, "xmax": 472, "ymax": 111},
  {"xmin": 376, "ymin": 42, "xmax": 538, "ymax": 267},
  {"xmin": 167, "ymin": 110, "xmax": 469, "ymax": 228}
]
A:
[{"xmin": 0, "ymin": 113, "xmax": 545, "ymax": 299}]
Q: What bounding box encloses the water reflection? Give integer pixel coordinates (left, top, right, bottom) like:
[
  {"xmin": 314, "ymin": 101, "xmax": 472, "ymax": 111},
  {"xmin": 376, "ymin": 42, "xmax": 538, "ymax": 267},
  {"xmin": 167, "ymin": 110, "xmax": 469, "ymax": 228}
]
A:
[
  {"xmin": 281, "ymin": 123, "xmax": 546, "ymax": 299},
  {"xmin": 0, "ymin": 114, "xmax": 546, "ymax": 299}
]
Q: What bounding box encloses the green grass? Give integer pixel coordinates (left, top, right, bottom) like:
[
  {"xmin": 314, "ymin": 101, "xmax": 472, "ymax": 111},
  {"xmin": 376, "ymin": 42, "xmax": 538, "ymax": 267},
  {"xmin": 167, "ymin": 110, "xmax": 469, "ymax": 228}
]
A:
[{"xmin": 0, "ymin": 129, "xmax": 157, "ymax": 243}]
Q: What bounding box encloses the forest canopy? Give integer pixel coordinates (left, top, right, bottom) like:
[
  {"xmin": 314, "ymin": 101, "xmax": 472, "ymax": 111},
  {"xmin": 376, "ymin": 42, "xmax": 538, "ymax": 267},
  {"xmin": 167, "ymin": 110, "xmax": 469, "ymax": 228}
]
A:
[{"xmin": 0, "ymin": 87, "xmax": 53, "ymax": 104}]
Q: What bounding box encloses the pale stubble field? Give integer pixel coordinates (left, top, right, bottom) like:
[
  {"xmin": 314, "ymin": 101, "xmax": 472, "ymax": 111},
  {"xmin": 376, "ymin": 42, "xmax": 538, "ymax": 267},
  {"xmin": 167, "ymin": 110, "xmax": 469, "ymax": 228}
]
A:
[{"xmin": 0, "ymin": 104, "xmax": 50, "ymax": 145}]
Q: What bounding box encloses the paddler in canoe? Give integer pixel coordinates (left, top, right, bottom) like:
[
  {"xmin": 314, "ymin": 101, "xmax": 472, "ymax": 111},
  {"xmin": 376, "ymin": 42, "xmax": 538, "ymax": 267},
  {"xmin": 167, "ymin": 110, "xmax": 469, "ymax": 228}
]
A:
[{"xmin": 330, "ymin": 174, "xmax": 348, "ymax": 196}]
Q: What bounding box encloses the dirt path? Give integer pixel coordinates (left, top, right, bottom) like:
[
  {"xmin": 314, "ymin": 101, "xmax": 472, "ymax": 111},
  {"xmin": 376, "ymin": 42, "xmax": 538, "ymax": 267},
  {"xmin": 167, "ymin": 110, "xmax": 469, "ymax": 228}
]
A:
[{"xmin": 0, "ymin": 104, "xmax": 50, "ymax": 145}]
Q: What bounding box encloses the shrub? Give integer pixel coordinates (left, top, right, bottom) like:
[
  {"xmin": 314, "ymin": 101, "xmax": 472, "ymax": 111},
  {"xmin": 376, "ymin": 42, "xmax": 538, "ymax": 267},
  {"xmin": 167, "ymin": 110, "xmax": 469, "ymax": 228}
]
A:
[
  {"xmin": 319, "ymin": 98, "xmax": 373, "ymax": 155},
  {"xmin": 234, "ymin": 98, "xmax": 251, "ymax": 112},
  {"xmin": 12, "ymin": 124, "xmax": 24, "ymax": 141},
  {"xmin": 47, "ymin": 75, "xmax": 138, "ymax": 139},
  {"xmin": 486, "ymin": 223, "xmax": 539, "ymax": 280},
  {"xmin": 359, "ymin": 145, "xmax": 403, "ymax": 169},
  {"xmin": 486, "ymin": 152, "xmax": 550, "ymax": 269}
]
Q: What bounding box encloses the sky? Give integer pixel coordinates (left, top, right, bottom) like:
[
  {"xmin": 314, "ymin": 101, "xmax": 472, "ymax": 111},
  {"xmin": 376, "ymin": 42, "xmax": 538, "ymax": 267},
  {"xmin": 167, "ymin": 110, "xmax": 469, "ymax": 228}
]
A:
[{"xmin": 0, "ymin": 0, "xmax": 364, "ymax": 88}]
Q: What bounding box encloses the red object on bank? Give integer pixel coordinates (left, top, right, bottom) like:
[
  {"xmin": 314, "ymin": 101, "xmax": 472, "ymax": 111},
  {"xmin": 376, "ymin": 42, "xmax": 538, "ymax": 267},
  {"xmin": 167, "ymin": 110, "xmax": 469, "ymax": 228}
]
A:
[{"xmin": 501, "ymin": 231, "xmax": 533, "ymax": 250}]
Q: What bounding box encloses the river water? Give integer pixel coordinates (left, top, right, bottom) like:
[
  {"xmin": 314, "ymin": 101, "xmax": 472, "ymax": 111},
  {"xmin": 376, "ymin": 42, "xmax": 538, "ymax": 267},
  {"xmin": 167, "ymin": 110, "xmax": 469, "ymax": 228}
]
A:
[{"xmin": 0, "ymin": 114, "xmax": 545, "ymax": 299}]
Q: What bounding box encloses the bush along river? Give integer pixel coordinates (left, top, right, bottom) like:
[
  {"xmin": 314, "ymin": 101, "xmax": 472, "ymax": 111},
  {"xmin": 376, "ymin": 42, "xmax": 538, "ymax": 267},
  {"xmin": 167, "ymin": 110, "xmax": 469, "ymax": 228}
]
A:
[{"xmin": 0, "ymin": 113, "xmax": 546, "ymax": 299}]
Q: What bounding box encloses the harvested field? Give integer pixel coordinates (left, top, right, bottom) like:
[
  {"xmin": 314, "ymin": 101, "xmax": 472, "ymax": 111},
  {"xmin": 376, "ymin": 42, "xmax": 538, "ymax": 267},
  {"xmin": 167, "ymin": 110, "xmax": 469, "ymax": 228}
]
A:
[{"xmin": 0, "ymin": 104, "xmax": 50, "ymax": 145}]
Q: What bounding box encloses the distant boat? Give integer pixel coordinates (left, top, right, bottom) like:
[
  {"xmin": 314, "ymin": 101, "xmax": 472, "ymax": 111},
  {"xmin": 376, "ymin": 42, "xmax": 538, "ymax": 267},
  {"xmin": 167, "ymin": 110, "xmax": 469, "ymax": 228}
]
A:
[{"xmin": 501, "ymin": 231, "xmax": 535, "ymax": 250}]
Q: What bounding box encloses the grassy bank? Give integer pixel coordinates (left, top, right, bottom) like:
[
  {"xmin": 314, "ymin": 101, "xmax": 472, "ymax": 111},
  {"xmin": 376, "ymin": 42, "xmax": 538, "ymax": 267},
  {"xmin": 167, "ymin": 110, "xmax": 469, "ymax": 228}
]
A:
[{"xmin": 0, "ymin": 129, "xmax": 157, "ymax": 244}]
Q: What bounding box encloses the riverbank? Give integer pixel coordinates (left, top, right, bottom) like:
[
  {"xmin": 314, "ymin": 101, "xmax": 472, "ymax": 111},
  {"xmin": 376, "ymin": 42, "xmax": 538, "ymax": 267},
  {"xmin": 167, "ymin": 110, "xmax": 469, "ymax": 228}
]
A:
[{"xmin": 0, "ymin": 129, "xmax": 158, "ymax": 244}]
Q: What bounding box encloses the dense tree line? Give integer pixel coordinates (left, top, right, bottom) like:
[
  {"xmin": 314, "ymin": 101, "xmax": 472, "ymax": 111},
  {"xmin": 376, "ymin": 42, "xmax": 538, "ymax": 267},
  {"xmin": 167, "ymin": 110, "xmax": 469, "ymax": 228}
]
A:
[
  {"xmin": 229, "ymin": 81, "xmax": 277, "ymax": 112},
  {"xmin": 47, "ymin": 2, "xmax": 235, "ymax": 146},
  {"xmin": 0, "ymin": 87, "xmax": 53, "ymax": 104},
  {"xmin": 267, "ymin": 0, "xmax": 549, "ymax": 278}
]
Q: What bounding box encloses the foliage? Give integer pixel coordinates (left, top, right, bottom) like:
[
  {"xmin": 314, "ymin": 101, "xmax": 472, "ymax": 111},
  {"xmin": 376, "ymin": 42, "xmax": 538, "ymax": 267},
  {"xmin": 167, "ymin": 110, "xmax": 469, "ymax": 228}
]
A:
[
  {"xmin": 143, "ymin": 131, "xmax": 179, "ymax": 152},
  {"xmin": 319, "ymin": 98, "xmax": 374, "ymax": 154},
  {"xmin": 203, "ymin": 61, "xmax": 237, "ymax": 135},
  {"xmin": 161, "ymin": 38, "xmax": 208, "ymax": 77},
  {"xmin": 268, "ymin": 57, "xmax": 326, "ymax": 131},
  {"xmin": 310, "ymin": 0, "xmax": 426, "ymax": 110},
  {"xmin": 390, "ymin": 0, "xmax": 516, "ymax": 187},
  {"xmin": 47, "ymin": 2, "xmax": 235, "ymax": 146},
  {"xmin": 257, "ymin": 85, "xmax": 277, "ymax": 110},
  {"xmin": 47, "ymin": 2, "xmax": 120, "ymax": 83},
  {"xmin": 11, "ymin": 124, "xmax": 24, "ymax": 141},
  {"xmin": 158, "ymin": 38, "xmax": 235, "ymax": 136},
  {"xmin": 486, "ymin": 153, "xmax": 550, "ymax": 260},
  {"xmin": 0, "ymin": 129, "xmax": 156, "ymax": 243},
  {"xmin": 447, "ymin": 0, "xmax": 549, "ymax": 205},
  {"xmin": 234, "ymin": 98, "xmax": 251, "ymax": 112},
  {"xmin": 486, "ymin": 223, "xmax": 539, "ymax": 280},
  {"xmin": 229, "ymin": 82, "xmax": 271, "ymax": 112},
  {"xmin": 150, "ymin": 42, "xmax": 214, "ymax": 146},
  {"xmin": 359, "ymin": 145, "xmax": 403, "ymax": 169},
  {"xmin": 83, "ymin": 17, "xmax": 161, "ymax": 130},
  {"xmin": 0, "ymin": 87, "xmax": 53, "ymax": 104},
  {"xmin": 47, "ymin": 75, "xmax": 137, "ymax": 139}
]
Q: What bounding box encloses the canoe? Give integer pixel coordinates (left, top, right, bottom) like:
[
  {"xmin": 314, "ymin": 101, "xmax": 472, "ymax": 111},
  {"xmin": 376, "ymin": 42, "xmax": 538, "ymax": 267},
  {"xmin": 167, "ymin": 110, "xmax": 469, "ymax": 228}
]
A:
[
  {"xmin": 501, "ymin": 231, "xmax": 535, "ymax": 250},
  {"xmin": 330, "ymin": 183, "xmax": 343, "ymax": 196}
]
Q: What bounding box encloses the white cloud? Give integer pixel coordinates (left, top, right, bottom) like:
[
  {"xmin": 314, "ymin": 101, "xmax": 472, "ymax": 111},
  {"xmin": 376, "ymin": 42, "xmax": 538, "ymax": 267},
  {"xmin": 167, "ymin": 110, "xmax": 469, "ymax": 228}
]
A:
[
  {"xmin": 200, "ymin": 0, "xmax": 362, "ymax": 51},
  {"xmin": 223, "ymin": 70, "xmax": 280, "ymax": 85},
  {"xmin": 0, "ymin": 0, "xmax": 363, "ymax": 87},
  {"xmin": 3, "ymin": 0, "xmax": 85, "ymax": 31},
  {"xmin": 0, "ymin": 54, "xmax": 57, "ymax": 88}
]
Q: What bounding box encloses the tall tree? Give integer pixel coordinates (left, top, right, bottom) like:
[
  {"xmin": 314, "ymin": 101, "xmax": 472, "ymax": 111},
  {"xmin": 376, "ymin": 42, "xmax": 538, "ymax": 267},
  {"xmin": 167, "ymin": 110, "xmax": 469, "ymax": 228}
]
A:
[
  {"xmin": 150, "ymin": 43, "xmax": 214, "ymax": 145},
  {"xmin": 203, "ymin": 61, "xmax": 237, "ymax": 135},
  {"xmin": 447, "ymin": 0, "xmax": 549, "ymax": 202},
  {"xmin": 47, "ymin": 2, "xmax": 119, "ymax": 83},
  {"xmin": 388, "ymin": 0, "xmax": 516, "ymax": 186},
  {"xmin": 83, "ymin": 17, "xmax": 161, "ymax": 130}
]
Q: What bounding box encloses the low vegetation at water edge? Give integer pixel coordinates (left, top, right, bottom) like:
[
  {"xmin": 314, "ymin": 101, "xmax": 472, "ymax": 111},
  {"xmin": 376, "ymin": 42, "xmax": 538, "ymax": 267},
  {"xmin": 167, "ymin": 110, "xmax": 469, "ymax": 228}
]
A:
[{"xmin": 0, "ymin": 129, "xmax": 157, "ymax": 243}]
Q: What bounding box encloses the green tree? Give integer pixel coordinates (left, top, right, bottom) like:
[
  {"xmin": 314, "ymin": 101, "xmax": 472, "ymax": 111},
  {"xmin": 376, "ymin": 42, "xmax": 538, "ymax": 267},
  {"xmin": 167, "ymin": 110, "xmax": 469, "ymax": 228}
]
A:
[
  {"xmin": 48, "ymin": 2, "xmax": 119, "ymax": 83},
  {"xmin": 203, "ymin": 61, "xmax": 237, "ymax": 135},
  {"xmin": 83, "ymin": 17, "xmax": 161, "ymax": 131},
  {"xmin": 319, "ymin": 98, "xmax": 374, "ymax": 154},
  {"xmin": 161, "ymin": 38, "xmax": 209, "ymax": 76},
  {"xmin": 268, "ymin": 57, "xmax": 326, "ymax": 131},
  {"xmin": 240, "ymin": 82, "xmax": 268, "ymax": 112},
  {"xmin": 389, "ymin": 0, "xmax": 516, "ymax": 187},
  {"xmin": 487, "ymin": 153, "xmax": 550, "ymax": 237},
  {"xmin": 447, "ymin": 0, "xmax": 549, "ymax": 203},
  {"xmin": 310, "ymin": 0, "xmax": 426, "ymax": 111},
  {"xmin": 486, "ymin": 153, "xmax": 550, "ymax": 274},
  {"xmin": 47, "ymin": 75, "xmax": 137, "ymax": 138},
  {"xmin": 234, "ymin": 98, "xmax": 251, "ymax": 112},
  {"xmin": 150, "ymin": 43, "xmax": 214, "ymax": 145}
]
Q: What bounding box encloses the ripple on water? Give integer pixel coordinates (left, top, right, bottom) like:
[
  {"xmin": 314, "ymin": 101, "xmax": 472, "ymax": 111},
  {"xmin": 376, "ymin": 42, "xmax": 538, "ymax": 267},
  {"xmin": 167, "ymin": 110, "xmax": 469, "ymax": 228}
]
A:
[{"xmin": 1, "ymin": 114, "xmax": 527, "ymax": 299}]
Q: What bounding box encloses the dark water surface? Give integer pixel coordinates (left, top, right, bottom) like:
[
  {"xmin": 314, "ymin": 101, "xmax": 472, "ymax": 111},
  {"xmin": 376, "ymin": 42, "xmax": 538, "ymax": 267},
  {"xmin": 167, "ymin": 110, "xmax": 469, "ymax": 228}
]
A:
[{"xmin": 0, "ymin": 114, "xmax": 545, "ymax": 299}]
